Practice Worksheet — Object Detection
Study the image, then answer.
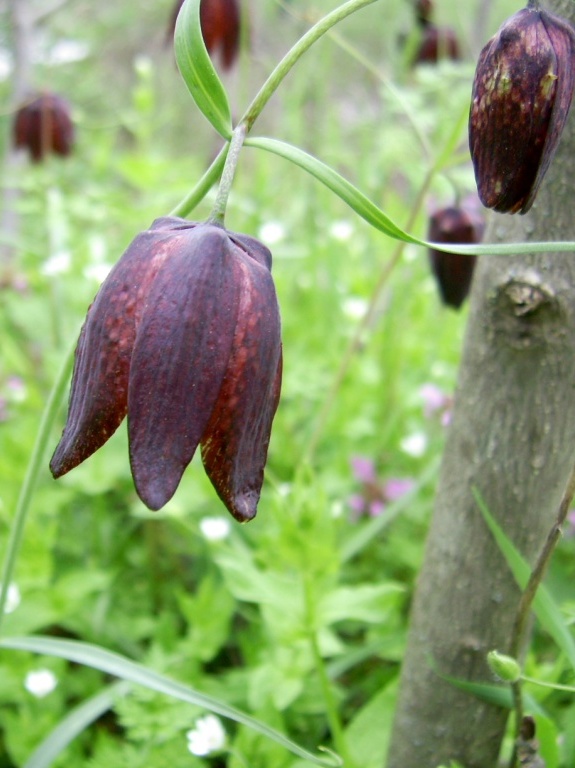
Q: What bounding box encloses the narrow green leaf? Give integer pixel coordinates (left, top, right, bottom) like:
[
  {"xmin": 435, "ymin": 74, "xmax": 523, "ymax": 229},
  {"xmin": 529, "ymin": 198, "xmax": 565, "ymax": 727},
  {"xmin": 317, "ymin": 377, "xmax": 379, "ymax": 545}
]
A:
[
  {"xmin": 174, "ymin": 0, "xmax": 232, "ymax": 138},
  {"xmin": 473, "ymin": 489, "xmax": 575, "ymax": 672},
  {"xmin": 429, "ymin": 658, "xmax": 547, "ymax": 715},
  {"xmin": 24, "ymin": 681, "xmax": 130, "ymax": 768},
  {"xmin": 246, "ymin": 136, "xmax": 575, "ymax": 257},
  {"xmin": 0, "ymin": 636, "xmax": 341, "ymax": 768},
  {"xmin": 245, "ymin": 137, "xmax": 423, "ymax": 244}
]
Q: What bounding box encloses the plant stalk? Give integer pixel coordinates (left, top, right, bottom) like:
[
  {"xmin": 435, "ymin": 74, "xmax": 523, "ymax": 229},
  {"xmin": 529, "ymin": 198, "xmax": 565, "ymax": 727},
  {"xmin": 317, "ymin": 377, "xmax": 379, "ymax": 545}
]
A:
[
  {"xmin": 507, "ymin": 455, "xmax": 575, "ymax": 766},
  {"xmin": 208, "ymin": 123, "xmax": 247, "ymax": 225},
  {"xmin": 0, "ymin": 337, "xmax": 76, "ymax": 631},
  {"xmin": 171, "ymin": 0, "xmax": 379, "ymax": 220}
]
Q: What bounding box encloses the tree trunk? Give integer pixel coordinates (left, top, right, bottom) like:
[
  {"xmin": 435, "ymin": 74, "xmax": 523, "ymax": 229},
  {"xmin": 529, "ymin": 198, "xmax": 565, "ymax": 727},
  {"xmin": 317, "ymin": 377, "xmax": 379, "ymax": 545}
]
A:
[{"xmin": 387, "ymin": 2, "xmax": 575, "ymax": 766}]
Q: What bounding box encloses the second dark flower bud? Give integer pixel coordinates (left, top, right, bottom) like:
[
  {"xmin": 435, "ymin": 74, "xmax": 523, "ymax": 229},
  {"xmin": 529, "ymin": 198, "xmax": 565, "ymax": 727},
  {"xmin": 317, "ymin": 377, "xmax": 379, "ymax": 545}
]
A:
[{"xmin": 469, "ymin": 2, "xmax": 575, "ymax": 214}]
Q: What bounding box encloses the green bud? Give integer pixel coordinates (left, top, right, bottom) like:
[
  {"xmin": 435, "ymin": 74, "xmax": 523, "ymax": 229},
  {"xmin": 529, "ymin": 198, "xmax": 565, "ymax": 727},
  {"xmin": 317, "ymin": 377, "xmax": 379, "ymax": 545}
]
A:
[{"xmin": 487, "ymin": 650, "xmax": 522, "ymax": 682}]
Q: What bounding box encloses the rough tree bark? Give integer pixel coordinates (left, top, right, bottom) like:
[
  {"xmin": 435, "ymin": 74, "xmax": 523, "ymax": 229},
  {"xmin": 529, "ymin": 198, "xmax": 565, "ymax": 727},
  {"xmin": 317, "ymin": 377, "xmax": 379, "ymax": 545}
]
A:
[{"xmin": 387, "ymin": 1, "xmax": 575, "ymax": 766}]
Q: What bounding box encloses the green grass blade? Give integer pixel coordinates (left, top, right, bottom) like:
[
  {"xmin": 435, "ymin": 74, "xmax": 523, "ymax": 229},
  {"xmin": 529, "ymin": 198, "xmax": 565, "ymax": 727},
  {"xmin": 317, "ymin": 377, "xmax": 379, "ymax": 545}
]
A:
[
  {"xmin": 0, "ymin": 636, "xmax": 342, "ymax": 767},
  {"xmin": 473, "ymin": 489, "xmax": 575, "ymax": 671},
  {"xmin": 24, "ymin": 681, "xmax": 130, "ymax": 768},
  {"xmin": 174, "ymin": 0, "xmax": 232, "ymax": 139}
]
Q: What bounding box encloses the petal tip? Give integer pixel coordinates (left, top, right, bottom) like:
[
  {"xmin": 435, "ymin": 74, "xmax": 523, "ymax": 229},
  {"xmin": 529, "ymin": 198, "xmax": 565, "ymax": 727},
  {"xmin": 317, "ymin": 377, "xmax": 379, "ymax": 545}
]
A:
[{"xmin": 228, "ymin": 490, "xmax": 259, "ymax": 523}]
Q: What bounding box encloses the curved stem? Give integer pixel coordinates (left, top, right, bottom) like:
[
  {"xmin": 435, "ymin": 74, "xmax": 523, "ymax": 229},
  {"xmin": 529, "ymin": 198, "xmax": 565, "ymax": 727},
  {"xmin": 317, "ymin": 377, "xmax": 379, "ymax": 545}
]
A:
[
  {"xmin": 506, "ymin": 456, "xmax": 575, "ymax": 765},
  {"xmin": 241, "ymin": 0, "xmax": 378, "ymax": 131},
  {"xmin": 170, "ymin": 0, "xmax": 379, "ymax": 219},
  {"xmin": 0, "ymin": 336, "xmax": 76, "ymax": 632}
]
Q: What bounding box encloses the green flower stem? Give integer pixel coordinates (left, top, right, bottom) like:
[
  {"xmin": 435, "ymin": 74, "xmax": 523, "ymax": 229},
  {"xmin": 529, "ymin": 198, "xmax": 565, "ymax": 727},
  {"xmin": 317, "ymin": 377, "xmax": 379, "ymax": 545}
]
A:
[
  {"xmin": 240, "ymin": 0, "xmax": 378, "ymax": 132},
  {"xmin": 0, "ymin": 338, "xmax": 76, "ymax": 632},
  {"xmin": 208, "ymin": 122, "xmax": 248, "ymax": 225},
  {"xmin": 169, "ymin": 144, "xmax": 229, "ymax": 219},
  {"xmin": 507, "ymin": 454, "xmax": 575, "ymax": 763},
  {"xmin": 303, "ymin": 574, "xmax": 354, "ymax": 768},
  {"xmin": 171, "ymin": 0, "xmax": 379, "ymax": 220}
]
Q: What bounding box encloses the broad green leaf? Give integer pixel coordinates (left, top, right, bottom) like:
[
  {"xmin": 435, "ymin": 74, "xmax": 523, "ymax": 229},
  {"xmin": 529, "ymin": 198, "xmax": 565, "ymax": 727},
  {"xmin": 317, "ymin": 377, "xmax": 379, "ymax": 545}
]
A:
[
  {"xmin": 24, "ymin": 681, "xmax": 130, "ymax": 768},
  {"xmin": 533, "ymin": 714, "xmax": 560, "ymax": 768},
  {"xmin": 0, "ymin": 636, "xmax": 341, "ymax": 767},
  {"xmin": 473, "ymin": 489, "xmax": 575, "ymax": 672},
  {"xmin": 318, "ymin": 584, "xmax": 404, "ymax": 625},
  {"xmin": 174, "ymin": 0, "xmax": 232, "ymax": 138},
  {"xmin": 246, "ymin": 137, "xmax": 575, "ymax": 257}
]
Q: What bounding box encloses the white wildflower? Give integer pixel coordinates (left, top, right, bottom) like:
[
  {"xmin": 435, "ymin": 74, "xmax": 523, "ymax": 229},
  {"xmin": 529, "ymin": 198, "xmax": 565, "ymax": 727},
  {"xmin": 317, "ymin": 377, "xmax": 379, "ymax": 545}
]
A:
[
  {"xmin": 186, "ymin": 714, "xmax": 226, "ymax": 756},
  {"xmin": 199, "ymin": 517, "xmax": 231, "ymax": 541},
  {"xmin": 42, "ymin": 251, "xmax": 71, "ymax": 276},
  {"xmin": 400, "ymin": 432, "xmax": 428, "ymax": 458},
  {"xmin": 84, "ymin": 263, "xmax": 112, "ymax": 283},
  {"xmin": 25, "ymin": 669, "xmax": 58, "ymax": 698},
  {"xmin": 258, "ymin": 221, "xmax": 285, "ymax": 245},
  {"xmin": 329, "ymin": 220, "xmax": 354, "ymax": 241},
  {"xmin": 342, "ymin": 297, "xmax": 368, "ymax": 319},
  {"xmin": 3, "ymin": 582, "xmax": 20, "ymax": 614}
]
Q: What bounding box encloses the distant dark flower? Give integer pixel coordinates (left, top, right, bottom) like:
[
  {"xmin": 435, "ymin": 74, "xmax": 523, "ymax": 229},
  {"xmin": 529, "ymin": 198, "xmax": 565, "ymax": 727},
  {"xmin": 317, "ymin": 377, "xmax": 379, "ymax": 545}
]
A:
[
  {"xmin": 12, "ymin": 92, "xmax": 74, "ymax": 163},
  {"xmin": 469, "ymin": 4, "xmax": 575, "ymax": 214},
  {"xmin": 413, "ymin": 24, "xmax": 460, "ymax": 65},
  {"xmin": 428, "ymin": 202, "xmax": 485, "ymax": 309},
  {"xmin": 50, "ymin": 217, "xmax": 282, "ymax": 521},
  {"xmin": 168, "ymin": 0, "xmax": 241, "ymax": 70}
]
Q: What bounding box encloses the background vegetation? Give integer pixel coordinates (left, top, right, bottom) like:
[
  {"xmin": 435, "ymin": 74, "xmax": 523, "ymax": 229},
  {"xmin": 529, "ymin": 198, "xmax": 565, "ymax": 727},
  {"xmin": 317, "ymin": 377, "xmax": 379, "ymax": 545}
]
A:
[{"xmin": 4, "ymin": 0, "xmax": 575, "ymax": 766}]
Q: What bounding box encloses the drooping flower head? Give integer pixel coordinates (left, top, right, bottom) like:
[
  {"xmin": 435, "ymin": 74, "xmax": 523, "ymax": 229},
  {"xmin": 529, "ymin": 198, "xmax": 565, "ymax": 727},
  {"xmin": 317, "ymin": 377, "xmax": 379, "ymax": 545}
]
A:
[
  {"xmin": 13, "ymin": 92, "xmax": 74, "ymax": 163},
  {"xmin": 50, "ymin": 218, "xmax": 282, "ymax": 522},
  {"xmin": 469, "ymin": 2, "xmax": 575, "ymax": 213},
  {"xmin": 427, "ymin": 201, "xmax": 485, "ymax": 309}
]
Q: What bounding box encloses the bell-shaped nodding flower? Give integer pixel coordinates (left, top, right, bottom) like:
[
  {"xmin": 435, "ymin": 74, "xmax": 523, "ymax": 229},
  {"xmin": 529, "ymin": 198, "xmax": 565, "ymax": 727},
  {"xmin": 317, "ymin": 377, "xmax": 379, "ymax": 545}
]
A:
[
  {"xmin": 428, "ymin": 203, "xmax": 485, "ymax": 309},
  {"xmin": 50, "ymin": 218, "xmax": 282, "ymax": 522},
  {"xmin": 13, "ymin": 93, "xmax": 74, "ymax": 163},
  {"xmin": 469, "ymin": 2, "xmax": 575, "ymax": 214}
]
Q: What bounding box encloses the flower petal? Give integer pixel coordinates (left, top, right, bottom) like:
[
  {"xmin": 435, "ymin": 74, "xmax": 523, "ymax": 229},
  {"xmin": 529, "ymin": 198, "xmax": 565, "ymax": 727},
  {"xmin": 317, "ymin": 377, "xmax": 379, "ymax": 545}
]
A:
[
  {"xmin": 50, "ymin": 224, "xmax": 176, "ymax": 477},
  {"xmin": 201, "ymin": 247, "xmax": 282, "ymax": 522},
  {"xmin": 128, "ymin": 224, "xmax": 241, "ymax": 510}
]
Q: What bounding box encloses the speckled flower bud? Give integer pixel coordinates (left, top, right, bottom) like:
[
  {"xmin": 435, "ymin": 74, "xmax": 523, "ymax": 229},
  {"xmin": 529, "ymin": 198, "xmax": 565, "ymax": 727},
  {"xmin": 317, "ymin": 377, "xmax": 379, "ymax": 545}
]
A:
[{"xmin": 469, "ymin": 2, "xmax": 575, "ymax": 214}]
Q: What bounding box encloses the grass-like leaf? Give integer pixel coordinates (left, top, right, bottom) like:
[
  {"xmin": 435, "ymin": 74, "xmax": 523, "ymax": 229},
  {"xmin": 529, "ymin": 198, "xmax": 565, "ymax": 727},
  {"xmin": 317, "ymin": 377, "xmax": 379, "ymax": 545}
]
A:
[
  {"xmin": 246, "ymin": 136, "xmax": 575, "ymax": 257},
  {"xmin": 246, "ymin": 136, "xmax": 422, "ymax": 244},
  {"xmin": 23, "ymin": 681, "xmax": 130, "ymax": 768},
  {"xmin": 473, "ymin": 488, "xmax": 575, "ymax": 672},
  {"xmin": 0, "ymin": 636, "xmax": 342, "ymax": 768},
  {"xmin": 429, "ymin": 659, "xmax": 546, "ymax": 715},
  {"xmin": 174, "ymin": 0, "xmax": 232, "ymax": 139}
]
